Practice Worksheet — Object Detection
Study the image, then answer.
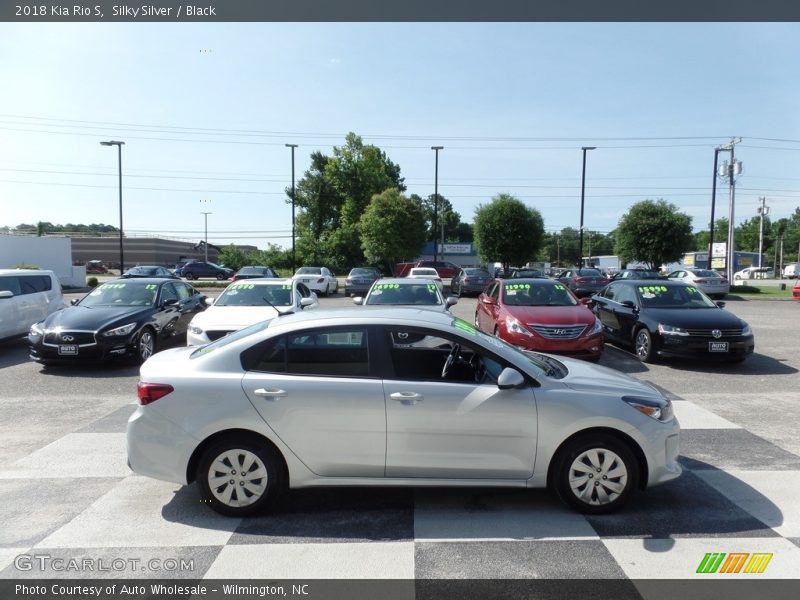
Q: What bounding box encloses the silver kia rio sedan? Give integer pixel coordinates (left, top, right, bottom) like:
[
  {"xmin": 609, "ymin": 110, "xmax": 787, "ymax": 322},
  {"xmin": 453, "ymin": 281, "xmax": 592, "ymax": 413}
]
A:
[{"xmin": 127, "ymin": 308, "xmax": 681, "ymax": 517}]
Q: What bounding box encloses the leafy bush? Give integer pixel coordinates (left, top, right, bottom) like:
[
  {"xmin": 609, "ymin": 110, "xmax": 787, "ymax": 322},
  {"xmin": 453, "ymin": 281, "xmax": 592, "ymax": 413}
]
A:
[{"xmin": 87, "ymin": 277, "xmax": 99, "ymax": 288}]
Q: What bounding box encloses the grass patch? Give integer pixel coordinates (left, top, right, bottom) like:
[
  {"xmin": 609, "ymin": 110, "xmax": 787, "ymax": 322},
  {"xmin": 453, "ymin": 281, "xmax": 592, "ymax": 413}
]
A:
[{"xmin": 728, "ymin": 283, "xmax": 795, "ymax": 299}]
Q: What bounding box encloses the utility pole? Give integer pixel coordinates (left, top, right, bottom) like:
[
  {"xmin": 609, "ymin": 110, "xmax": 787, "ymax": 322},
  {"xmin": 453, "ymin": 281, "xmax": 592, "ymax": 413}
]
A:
[
  {"xmin": 780, "ymin": 235, "xmax": 785, "ymax": 276},
  {"xmin": 431, "ymin": 146, "xmax": 443, "ymax": 263},
  {"xmin": 285, "ymin": 144, "xmax": 298, "ymax": 273},
  {"xmin": 757, "ymin": 197, "xmax": 768, "ymax": 268},
  {"xmin": 718, "ymin": 138, "xmax": 742, "ymax": 281}
]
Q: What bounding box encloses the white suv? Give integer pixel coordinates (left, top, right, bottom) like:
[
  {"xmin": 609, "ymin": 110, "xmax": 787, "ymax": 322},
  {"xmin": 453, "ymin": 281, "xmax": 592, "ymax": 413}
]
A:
[
  {"xmin": 783, "ymin": 263, "xmax": 799, "ymax": 279},
  {"xmin": 0, "ymin": 269, "xmax": 66, "ymax": 342}
]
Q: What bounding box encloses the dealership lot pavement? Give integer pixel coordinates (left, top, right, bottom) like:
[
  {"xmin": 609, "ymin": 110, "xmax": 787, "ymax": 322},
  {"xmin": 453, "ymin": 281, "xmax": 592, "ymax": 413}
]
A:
[{"xmin": 0, "ymin": 295, "xmax": 798, "ymax": 584}]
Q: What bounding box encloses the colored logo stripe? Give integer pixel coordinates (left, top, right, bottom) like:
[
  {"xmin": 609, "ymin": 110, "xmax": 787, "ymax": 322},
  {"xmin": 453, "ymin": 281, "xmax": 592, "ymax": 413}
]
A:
[
  {"xmin": 744, "ymin": 553, "xmax": 773, "ymax": 574},
  {"xmin": 696, "ymin": 552, "xmax": 773, "ymax": 574}
]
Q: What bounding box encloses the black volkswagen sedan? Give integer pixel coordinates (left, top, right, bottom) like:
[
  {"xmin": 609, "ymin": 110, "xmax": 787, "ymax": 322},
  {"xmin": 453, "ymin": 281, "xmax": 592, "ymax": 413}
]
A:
[
  {"xmin": 28, "ymin": 278, "xmax": 206, "ymax": 365},
  {"xmin": 591, "ymin": 280, "xmax": 754, "ymax": 363}
]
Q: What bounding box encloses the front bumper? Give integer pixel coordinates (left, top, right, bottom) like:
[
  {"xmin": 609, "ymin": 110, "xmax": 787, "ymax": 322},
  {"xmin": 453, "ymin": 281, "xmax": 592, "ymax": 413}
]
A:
[
  {"xmin": 28, "ymin": 332, "xmax": 138, "ymax": 362},
  {"xmin": 657, "ymin": 334, "xmax": 754, "ymax": 360},
  {"xmin": 504, "ymin": 329, "xmax": 604, "ymax": 361}
]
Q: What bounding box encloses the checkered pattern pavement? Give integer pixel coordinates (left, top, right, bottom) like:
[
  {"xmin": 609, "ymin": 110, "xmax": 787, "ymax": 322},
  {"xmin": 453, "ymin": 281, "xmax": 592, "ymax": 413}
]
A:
[{"xmin": 2, "ymin": 396, "xmax": 800, "ymax": 583}]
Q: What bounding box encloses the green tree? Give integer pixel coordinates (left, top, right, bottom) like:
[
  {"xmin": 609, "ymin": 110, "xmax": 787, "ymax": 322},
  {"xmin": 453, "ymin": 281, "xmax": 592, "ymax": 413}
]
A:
[
  {"xmin": 411, "ymin": 193, "xmax": 462, "ymax": 241},
  {"xmin": 292, "ymin": 133, "xmax": 405, "ymax": 271},
  {"xmin": 218, "ymin": 244, "xmax": 249, "ymax": 271},
  {"xmin": 359, "ymin": 189, "xmax": 427, "ymax": 273},
  {"xmin": 473, "ymin": 194, "xmax": 545, "ymax": 271},
  {"xmin": 615, "ymin": 199, "xmax": 694, "ymax": 269}
]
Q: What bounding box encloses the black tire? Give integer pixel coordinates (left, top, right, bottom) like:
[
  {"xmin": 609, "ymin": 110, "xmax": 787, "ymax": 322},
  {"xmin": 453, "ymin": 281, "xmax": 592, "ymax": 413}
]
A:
[
  {"xmin": 344, "ymin": 289, "xmax": 350, "ymax": 297},
  {"xmin": 135, "ymin": 327, "xmax": 156, "ymax": 364},
  {"xmin": 184, "ymin": 272, "xmax": 195, "ymax": 281},
  {"xmin": 196, "ymin": 435, "xmax": 285, "ymax": 517},
  {"xmin": 216, "ymin": 272, "xmax": 226, "ymax": 280},
  {"xmin": 634, "ymin": 328, "xmax": 657, "ymax": 363},
  {"xmin": 553, "ymin": 434, "xmax": 638, "ymax": 514}
]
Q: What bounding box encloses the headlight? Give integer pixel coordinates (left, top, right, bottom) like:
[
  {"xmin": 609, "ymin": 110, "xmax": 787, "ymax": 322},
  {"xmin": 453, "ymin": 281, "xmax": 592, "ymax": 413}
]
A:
[
  {"xmin": 741, "ymin": 323, "xmax": 752, "ymax": 336},
  {"xmin": 657, "ymin": 323, "xmax": 689, "ymax": 336},
  {"xmin": 622, "ymin": 396, "xmax": 674, "ymax": 422},
  {"xmin": 189, "ymin": 325, "xmax": 203, "ymax": 335},
  {"xmin": 588, "ymin": 319, "xmax": 603, "ymax": 336},
  {"xmin": 29, "ymin": 322, "xmax": 44, "ymax": 335},
  {"xmin": 505, "ymin": 315, "xmax": 533, "ymax": 337},
  {"xmin": 102, "ymin": 323, "xmax": 137, "ymax": 337}
]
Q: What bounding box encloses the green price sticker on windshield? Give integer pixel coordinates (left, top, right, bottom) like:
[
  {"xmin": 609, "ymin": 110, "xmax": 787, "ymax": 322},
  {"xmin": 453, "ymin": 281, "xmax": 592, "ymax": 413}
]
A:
[
  {"xmin": 555, "ymin": 284, "xmax": 566, "ymax": 291},
  {"xmin": 145, "ymin": 284, "xmax": 157, "ymax": 290}
]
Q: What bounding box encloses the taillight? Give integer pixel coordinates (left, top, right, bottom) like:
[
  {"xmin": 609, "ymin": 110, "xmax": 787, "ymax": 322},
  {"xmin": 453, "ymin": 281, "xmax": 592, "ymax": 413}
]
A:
[
  {"xmin": 232, "ymin": 275, "xmax": 240, "ymax": 281},
  {"xmin": 137, "ymin": 382, "xmax": 174, "ymax": 405},
  {"xmin": 695, "ymin": 279, "xmax": 708, "ymax": 284},
  {"xmin": 575, "ymin": 277, "xmax": 587, "ymax": 284}
]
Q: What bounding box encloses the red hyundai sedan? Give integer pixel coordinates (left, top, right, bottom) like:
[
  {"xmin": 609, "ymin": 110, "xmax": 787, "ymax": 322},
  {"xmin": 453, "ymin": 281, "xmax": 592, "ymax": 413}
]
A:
[{"xmin": 474, "ymin": 278, "xmax": 604, "ymax": 361}]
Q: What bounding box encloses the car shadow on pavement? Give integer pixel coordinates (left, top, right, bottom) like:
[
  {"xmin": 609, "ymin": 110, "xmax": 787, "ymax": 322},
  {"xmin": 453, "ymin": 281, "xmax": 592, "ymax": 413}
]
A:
[
  {"xmin": 159, "ymin": 462, "xmax": 782, "ymax": 550},
  {"xmin": 0, "ymin": 338, "xmax": 31, "ymax": 368},
  {"xmin": 599, "ymin": 344, "xmax": 796, "ymax": 377}
]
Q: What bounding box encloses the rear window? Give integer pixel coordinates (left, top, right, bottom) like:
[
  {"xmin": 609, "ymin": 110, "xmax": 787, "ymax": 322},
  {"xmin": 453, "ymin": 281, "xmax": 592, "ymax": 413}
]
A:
[{"xmin": 0, "ymin": 274, "xmax": 53, "ymax": 295}]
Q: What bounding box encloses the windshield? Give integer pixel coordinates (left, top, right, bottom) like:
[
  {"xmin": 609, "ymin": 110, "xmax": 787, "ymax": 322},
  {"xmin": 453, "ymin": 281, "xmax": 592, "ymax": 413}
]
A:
[
  {"xmin": 503, "ymin": 281, "xmax": 578, "ymax": 307},
  {"xmin": 465, "ymin": 269, "xmax": 491, "ymax": 277},
  {"xmin": 637, "ymin": 284, "xmax": 717, "ymax": 309},
  {"xmin": 366, "ymin": 282, "xmax": 443, "ymax": 305},
  {"xmin": 350, "ymin": 268, "xmax": 377, "ymax": 277},
  {"xmin": 215, "ymin": 282, "xmax": 292, "ymax": 307},
  {"xmin": 80, "ymin": 282, "xmax": 157, "ymax": 307},
  {"xmin": 296, "ymin": 267, "xmax": 322, "ymax": 275}
]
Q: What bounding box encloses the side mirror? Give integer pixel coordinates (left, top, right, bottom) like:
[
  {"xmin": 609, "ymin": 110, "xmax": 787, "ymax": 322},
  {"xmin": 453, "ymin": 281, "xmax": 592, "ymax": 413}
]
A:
[
  {"xmin": 0, "ymin": 290, "xmax": 13, "ymax": 299},
  {"xmin": 352, "ymin": 297, "xmax": 364, "ymax": 306},
  {"xmin": 497, "ymin": 368, "xmax": 525, "ymax": 390},
  {"xmin": 70, "ymin": 298, "xmax": 80, "ymax": 305},
  {"xmin": 621, "ymin": 300, "xmax": 637, "ymax": 309},
  {"xmin": 445, "ymin": 296, "xmax": 458, "ymax": 308},
  {"xmin": 162, "ymin": 298, "xmax": 179, "ymax": 308},
  {"xmin": 204, "ymin": 297, "xmax": 214, "ymax": 306},
  {"xmin": 580, "ymin": 297, "xmax": 592, "ymax": 306},
  {"xmin": 481, "ymin": 296, "xmax": 496, "ymax": 305},
  {"xmin": 716, "ymin": 301, "xmax": 726, "ymax": 309},
  {"xmin": 300, "ymin": 297, "xmax": 314, "ymax": 308}
]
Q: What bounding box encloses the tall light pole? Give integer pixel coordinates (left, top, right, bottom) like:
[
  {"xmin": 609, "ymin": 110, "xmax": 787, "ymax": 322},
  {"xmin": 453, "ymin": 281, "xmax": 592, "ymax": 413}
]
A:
[
  {"xmin": 201, "ymin": 211, "xmax": 212, "ymax": 262},
  {"xmin": 100, "ymin": 140, "xmax": 125, "ymax": 273},
  {"xmin": 707, "ymin": 147, "xmax": 723, "ymax": 269},
  {"xmin": 720, "ymin": 139, "xmax": 742, "ymax": 282},
  {"xmin": 285, "ymin": 143, "xmax": 298, "ymax": 272},
  {"xmin": 431, "ymin": 146, "xmax": 443, "ymax": 263},
  {"xmin": 578, "ymin": 146, "xmax": 596, "ymax": 267}
]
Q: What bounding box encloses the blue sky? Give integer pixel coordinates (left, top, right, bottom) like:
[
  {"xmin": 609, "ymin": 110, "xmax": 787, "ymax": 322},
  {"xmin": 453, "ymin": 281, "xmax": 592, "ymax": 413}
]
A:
[{"xmin": 1, "ymin": 23, "xmax": 799, "ymax": 248}]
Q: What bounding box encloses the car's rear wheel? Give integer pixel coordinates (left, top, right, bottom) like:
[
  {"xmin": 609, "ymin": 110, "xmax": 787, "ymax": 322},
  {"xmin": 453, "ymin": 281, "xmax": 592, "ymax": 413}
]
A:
[
  {"xmin": 184, "ymin": 272, "xmax": 195, "ymax": 281},
  {"xmin": 216, "ymin": 272, "xmax": 226, "ymax": 280},
  {"xmin": 196, "ymin": 436, "xmax": 284, "ymax": 517},
  {"xmin": 554, "ymin": 434, "xmax": 638, "ymax": 514},
  {"xmin": 634, "ymin": 328, "xmax": 657, "ymax": 363},
  {"xmin": 135, "ymin": 327, "xmax": 156, "ymax": 363}
]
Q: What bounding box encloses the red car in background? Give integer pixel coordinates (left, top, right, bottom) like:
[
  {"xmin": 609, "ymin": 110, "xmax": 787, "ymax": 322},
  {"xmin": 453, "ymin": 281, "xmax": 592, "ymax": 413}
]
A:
[
  {"xmin": 474, "ymin": 278, "xmax": 604, "ymax": 362},
  {"xmin": 793, "ymin": 279, "xmax": 800, "ymax": 300}
]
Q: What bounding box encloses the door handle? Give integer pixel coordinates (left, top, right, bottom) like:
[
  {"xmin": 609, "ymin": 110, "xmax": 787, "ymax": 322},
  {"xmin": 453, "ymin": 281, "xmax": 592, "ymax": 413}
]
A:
[
  {"xmin": 390, "ymin": 391, "xmax": 423, "ymax": 405},
  {"xmin": 254, "ymin": 388, "xmax": 287, "ymax": 400}
]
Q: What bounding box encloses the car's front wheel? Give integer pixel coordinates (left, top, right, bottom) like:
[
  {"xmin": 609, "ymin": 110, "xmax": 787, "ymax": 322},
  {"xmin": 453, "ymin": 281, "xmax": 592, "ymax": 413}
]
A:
[
  {"xmin": 135, "ymin": 327, "xmax": 156, "ymax": 363},
  {"xmin": 184, "ymin": 272, "xmax": 195, "ymax": 281},
  {"xmin": 554, "ymin": 434, "xmax": 638, "ymax": 514},
  {"xmin": 216, "ymin": 272, "xmax": 226, "ymax": 280},
  {"xmin": 634, "ymin": 328, "xmax": 657, "ymax": 363},
  {"xmin": 196, "ymin": 436, "xmax": 285, "ymax": 517}
]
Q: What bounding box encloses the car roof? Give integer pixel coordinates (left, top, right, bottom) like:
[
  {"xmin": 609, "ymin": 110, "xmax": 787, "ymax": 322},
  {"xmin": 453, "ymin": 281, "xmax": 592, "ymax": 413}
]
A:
[
  {"xmin": 377, "ymin": 277, "xmax": 437, "ymax": 285},
  {"xmin": 226, "ymin": 278, "xmax": 293, "ymax": 285},
  {"xmin": 0, "ymin": 269, "xmax": 56, "ymax": 276},
  {"xmin": 265, "ymin": 306, "xmax": 454, "ymax": 331}
]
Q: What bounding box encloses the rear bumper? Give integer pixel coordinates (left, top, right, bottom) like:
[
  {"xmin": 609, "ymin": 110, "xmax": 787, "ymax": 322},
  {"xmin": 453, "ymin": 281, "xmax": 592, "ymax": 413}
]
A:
[{"xmin": 127, "ymin": 405, "xmax": 197, "ymax": 485}]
